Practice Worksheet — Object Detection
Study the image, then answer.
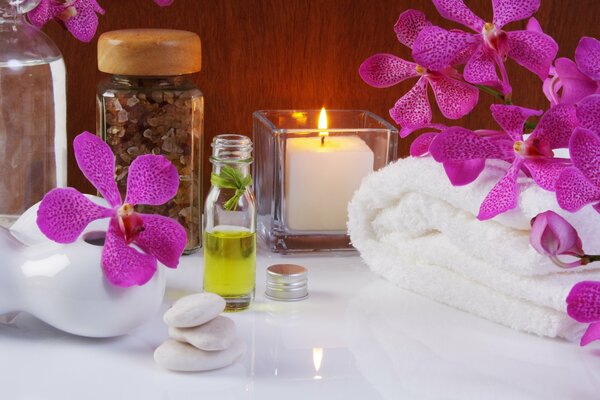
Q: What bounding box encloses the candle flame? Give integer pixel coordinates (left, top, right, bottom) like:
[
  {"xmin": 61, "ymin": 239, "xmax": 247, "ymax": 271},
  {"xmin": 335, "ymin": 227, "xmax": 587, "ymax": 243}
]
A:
[{"xmin": 318, "ymin": 107, "xmax": 328, "ymax": 146}]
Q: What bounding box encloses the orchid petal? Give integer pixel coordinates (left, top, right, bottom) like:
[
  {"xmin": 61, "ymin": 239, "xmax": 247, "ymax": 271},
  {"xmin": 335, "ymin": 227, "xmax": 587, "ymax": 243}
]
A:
[
  {"xmin": 410, "ymin": 133, "xmax": 438, "ymax": 157},
  {"xmin": 490, "ymin": 104, "xmax": 542, "ymax": 142},
  {"xmin": 529, "ymin": 212, "xmax": 550, "ymax": 256},
  {"xmin": 581, "ymin": 322, "xmax": 600, "ymax": 346},
  {"xmin": 525, "ymin": 158, "xmax": 571, "ymax": 191},
  {"xmin": 102, "ymin": 219, "xmax": 157, "ymax": 287},
  {"xmin": 400, "ymin": 123, "xmax": 448, "ymax": 139},
  {"xmin": 443, "ymin": 159, "xmax": 486, "ymax": 186},
  {"xmin": 125, "ymin": 155, "xmax": 179, "ymax": 206},
  {"xmin": 429, "ymin": 127, "xmax": 508, "ymax": 162},
  {"xmin": 463, "ymin": 47, "xmax": 500, "ymax": 87},
  {"xmin": 555, "ymin": 58, "xmax": 598, "ymax": 105},
  {"xmin": 567, "ymin": 281, "xmax": 600, "ymax": 323},
  {"xmin": 575, "ymin": 37, "xmax": 600, "ymax": 81},
  {"xmin": 526, "ymin": 16, "xmax": 543, "ymax": 34},
  {"xmin": 492, "ymin": 0, "xmax": 540, "ymax": 29},
  {"xmin": 556, "ymin": 167, "xmax": 600, "ymax": 212},
  {"xmin": 134, "ymin": 214, "xmax": 187, "ymax": 269},
  {"xmin": 576, "ymin": 94, "xmax": 600, "ymax": 136},
  {"xmin": 543, "ymin": 73, "xmax": 561, "ymax": 107},
  {"xmin": 432, "ymin": 0, "xmax": 484, "ymax": 31},
  {"xmin": 507, "ymin": 29, "xmax": 558, "ymax": 80},
  {"xmin": 529, "ymin": 104, "xmax": 578, "ymax": 149},
  {"xmin": 62, "ymin": 0, "xmax": 105, "ymax": 43},
  {"xmin": 37, "ymin": 188, "xmax": 112, "ymax": 244},
  {"xmin": 389, "ymin": 77, "xmax": 432, "ymax": 131},
  {"xmin": 569, "ymin": 128, "xmax": 600, "ymax": 187},
  {"xmin": 545, "ymin": 212, "xmax": 585, "ymax": 256},
  {"xmin": 73, "ymin": 132, "xmax": 122, "ymax": 208},
  {"xmin": 478, "ymin": 159, "xmax": 523, "ymax": 220},
  {"xmin": 359, "ymin": 54, "xmax": 418, "ymax": 88},
  {"xmin": 412, "ymin": 26, "xmax": 479, "ymax": 71},
  {"xmin": 428, "ymin": 72, "xmax": 479, "ymax": 119},
  {"xmin": 394, "ymin": 9, "xmax": 432, "ymax": 48},
  {"xmin": 529, "ymin": 210, "xmax": 584, "ymax": 261},
  {"xmin": 26, "ymin": 0, "xmax": 53, "ymax": 27}
]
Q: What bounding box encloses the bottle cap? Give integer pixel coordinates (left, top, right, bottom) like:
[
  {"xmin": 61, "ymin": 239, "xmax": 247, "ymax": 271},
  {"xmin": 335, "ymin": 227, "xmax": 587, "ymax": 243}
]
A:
[
  {"xmin": 265, "ymin": 264, "xmax": 308, "ymax": 301},
  {"xmin": 98, "ymin": 29, "xmax": 201, "ymax": 76}
]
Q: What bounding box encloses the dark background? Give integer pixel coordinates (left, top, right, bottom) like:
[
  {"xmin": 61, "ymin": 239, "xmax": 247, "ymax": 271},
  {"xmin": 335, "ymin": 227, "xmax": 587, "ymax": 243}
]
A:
[{"xmin": 42, "ymin": 0, "xmax": 600, "ymax": 196}]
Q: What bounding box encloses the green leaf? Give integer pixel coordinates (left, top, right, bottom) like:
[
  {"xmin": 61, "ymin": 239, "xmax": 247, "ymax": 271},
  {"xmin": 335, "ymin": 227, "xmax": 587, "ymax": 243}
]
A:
[
  {"xmin": 211, "ymin": 166, "xmax": 252, "ymax": 211},
  {"xmin": 211, "ymin": 173, "xmax": 236, "ymax": 189}
]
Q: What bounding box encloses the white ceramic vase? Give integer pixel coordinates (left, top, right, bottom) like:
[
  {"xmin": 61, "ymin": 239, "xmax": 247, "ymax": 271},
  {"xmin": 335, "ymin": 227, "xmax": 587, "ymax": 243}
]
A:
[{"xmin": 0, "ymin": 196, "xmax": 165, "ymax": 337}]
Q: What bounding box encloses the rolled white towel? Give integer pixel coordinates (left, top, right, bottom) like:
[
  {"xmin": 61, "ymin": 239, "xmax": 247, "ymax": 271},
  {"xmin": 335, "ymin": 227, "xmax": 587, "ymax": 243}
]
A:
[
  {"xmin": 348, "ymin": 157, "xmax": 600, "ymax": 338},
  {"xmin": 350, "ymin": 157, "xmax": 600, "ymax": 276}
]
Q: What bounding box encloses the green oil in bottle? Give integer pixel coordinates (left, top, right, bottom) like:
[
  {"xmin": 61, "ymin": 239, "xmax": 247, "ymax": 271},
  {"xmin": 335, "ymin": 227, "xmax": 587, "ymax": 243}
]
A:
[{"xmin": 203, "ymin": 226, "xmax": 256, "ymax": 311}]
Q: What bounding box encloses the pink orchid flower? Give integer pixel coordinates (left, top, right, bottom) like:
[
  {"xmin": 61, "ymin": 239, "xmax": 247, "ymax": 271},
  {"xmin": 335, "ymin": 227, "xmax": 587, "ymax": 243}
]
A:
[
  {"xmin": 529, "ymin": 211, "xmax": 585, "ymax": 269},
  {"xmin": 36, "ymin": 132, "xmax": 186, "ymax": 287},
  {"xmin": 567, "ymin": 281, "xmax": 600, "ymax": 346},
  {"xmin": 545, "ymin": 37, "xmax": 600, "ymax": 106},
  {"xmin": 429, "ymin": 103, "xmax": 577, "ymax": 219},
  {"xmin": 28, "ymin": 0, "xmax": 105, "ymax": 42},
  {"xmin": 359, "ymin": 9, "xmax": 479, "ymax": 137},
  {"xmin": 28, "ymin": 0, "xmax": 173, "ymax": 42},
  {"xmin": 556, "ymin": 126, "xmax": 600, "ymax": 214},
  {"xmin": 412, "ymin": 0, "xmax": 558, "ymax": 96}
]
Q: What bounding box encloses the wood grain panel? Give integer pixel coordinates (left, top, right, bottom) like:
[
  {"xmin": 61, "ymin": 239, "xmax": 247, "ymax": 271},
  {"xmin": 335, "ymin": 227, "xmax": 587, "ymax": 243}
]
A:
[{"xmin": 42, "ymin": 0, "xmax": 600, "ymax": 196}]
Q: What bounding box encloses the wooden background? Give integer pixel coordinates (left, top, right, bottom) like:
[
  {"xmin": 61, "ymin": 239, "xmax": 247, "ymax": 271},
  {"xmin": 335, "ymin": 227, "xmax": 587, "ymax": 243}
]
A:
[{"xmin": 42, "ymin": 0, "xmax": 600, "ymax": 196}]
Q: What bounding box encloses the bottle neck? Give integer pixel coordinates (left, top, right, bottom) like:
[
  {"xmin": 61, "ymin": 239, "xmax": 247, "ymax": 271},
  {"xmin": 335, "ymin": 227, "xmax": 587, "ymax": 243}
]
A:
[
  {"xmin": 209, "ymin": 134, "xmax": 254, "ymax": 181},
  {"xmin": 0, "ymin": 0, "xmax": 41, "ymax": 20},
  {"xmin": 211, "ymin": 161, "xmax": 252, "ymax": 177}
]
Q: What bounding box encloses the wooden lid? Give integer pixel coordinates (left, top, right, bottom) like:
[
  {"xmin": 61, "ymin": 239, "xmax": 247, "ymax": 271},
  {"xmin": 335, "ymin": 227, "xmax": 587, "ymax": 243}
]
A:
[{"xmin": 98, "ymin": 29, "xmax": 201, "ymax": 76}]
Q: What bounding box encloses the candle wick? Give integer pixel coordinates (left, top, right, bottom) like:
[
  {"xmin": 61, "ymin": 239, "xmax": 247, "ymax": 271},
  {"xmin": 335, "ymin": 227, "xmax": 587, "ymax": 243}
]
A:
[{"xmin": 321, "ymin": 136, "xmax": 325, "ymax": 147}]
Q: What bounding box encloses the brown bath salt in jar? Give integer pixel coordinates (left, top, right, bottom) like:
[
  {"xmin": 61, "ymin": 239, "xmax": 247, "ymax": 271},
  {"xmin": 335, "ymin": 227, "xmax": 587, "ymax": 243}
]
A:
[{"xmin": 97, "ymin": 29, "xmax": 204, "ymax": 253}]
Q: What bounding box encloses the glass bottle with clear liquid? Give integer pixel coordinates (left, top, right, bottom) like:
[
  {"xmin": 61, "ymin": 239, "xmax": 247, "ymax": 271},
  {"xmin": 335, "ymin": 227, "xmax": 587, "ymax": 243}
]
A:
[
  {"xmin": 0, "ymin": 0, "xmax": 67, "ymax": 228},
  {"xmin": 204, "ymin": 134, "xmax": 256, "ymax": 311}
]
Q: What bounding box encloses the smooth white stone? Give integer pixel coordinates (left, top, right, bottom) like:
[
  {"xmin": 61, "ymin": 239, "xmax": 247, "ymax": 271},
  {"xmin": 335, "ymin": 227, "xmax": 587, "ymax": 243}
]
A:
[
  {"xmin": 154, "ymin": 338, "xmax": 245, "ymax": 372},
  {"xmin": 169, "ymin": 315, "xmax": 237, "ymax": 351},
  {"xmin": 163, "ymin": 293, "xmax": 225, "ymax": 328}
]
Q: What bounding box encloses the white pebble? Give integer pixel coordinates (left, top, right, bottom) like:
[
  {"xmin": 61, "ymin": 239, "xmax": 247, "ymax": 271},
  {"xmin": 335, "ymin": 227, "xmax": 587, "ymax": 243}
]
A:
[
  {"xmin": 169, "ymin": 316, "xmax": 236, "ymax": 351},
  {"xmin": 154, "ymin": 338, "xmax": 245, "ymax": 372},
  {"xmin": 163, "ymin": 293, "xmax": 225, "ymax": 328}
]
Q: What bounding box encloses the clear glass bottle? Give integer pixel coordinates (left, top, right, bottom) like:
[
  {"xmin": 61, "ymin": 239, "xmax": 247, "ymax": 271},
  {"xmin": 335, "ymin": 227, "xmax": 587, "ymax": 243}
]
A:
[
  {"xmin": 96, "ymin": 29, "xmax": 204, "ymax": 253},
  {"xmin": 204, "ymin": 134, "xmax": 256, "ymax": 312},
  {"xmin": 0, "ymin": 0, "xmax": 67, "ymax": 228}
]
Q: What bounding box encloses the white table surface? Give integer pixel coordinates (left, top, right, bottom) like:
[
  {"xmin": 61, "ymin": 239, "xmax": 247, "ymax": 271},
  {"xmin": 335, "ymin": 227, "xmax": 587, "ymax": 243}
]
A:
[{"xmin": 1, "ymin": 251, "xmax": 600, "ymax": 400}]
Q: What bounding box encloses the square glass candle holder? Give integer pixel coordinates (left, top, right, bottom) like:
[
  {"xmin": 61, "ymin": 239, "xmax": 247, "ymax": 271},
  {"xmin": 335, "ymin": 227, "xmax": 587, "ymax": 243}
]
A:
[{"xmin": 253, "ymin": 109, "xmax": 398, "ymax": 253}]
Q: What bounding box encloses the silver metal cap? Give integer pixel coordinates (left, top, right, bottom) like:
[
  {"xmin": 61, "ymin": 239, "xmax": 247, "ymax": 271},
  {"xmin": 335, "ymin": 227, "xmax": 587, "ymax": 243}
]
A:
[{"xmin": 265, "ymin": 264, "xmax": 308, "ymax": 301}]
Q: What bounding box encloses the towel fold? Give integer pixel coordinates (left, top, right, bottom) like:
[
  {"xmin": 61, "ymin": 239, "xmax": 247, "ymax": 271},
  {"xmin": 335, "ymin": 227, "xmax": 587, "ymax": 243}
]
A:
[{"xmin": 348, "ymin": 157, "xmax": 600, "ymax": 338}]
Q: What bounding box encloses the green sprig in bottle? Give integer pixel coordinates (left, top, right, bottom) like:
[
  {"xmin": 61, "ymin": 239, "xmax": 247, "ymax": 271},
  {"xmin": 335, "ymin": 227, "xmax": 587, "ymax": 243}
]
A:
[{"xmin": 203, "ymin": 134, "xmax": 256, "ymax": 311}]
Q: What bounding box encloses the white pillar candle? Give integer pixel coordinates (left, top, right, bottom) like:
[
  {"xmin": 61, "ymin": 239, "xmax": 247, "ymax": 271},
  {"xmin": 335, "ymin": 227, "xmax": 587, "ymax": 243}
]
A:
[{"xmin": 285, "ymin": 135, "xmax": 374, "ymax": 231}]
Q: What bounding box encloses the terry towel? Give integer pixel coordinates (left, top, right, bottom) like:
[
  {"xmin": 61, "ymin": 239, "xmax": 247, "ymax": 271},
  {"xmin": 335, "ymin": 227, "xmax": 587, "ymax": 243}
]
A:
[{"xmin": 348, "ymin": 157, "xmax": 600, "ymax": 339}]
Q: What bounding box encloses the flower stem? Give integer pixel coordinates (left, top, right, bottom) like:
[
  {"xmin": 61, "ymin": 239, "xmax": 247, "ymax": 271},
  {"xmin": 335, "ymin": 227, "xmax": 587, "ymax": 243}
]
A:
[
  {"xmin": 476, "ymin": 85, "xmax": 512, "ymax": 105},
  {"xmin": 583, "ymin": 255, "xmax": 600, "ymax": 265},
  {"xmin": 476, "ymin": 84, "xmax": 502, "ymax": 100}
]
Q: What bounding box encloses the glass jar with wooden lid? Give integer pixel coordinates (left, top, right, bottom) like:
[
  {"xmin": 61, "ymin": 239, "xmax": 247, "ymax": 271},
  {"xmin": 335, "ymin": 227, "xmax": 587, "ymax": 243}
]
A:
[{"xmin": 97, "ymin": 29, "xmax": 203, "ymax": 254}]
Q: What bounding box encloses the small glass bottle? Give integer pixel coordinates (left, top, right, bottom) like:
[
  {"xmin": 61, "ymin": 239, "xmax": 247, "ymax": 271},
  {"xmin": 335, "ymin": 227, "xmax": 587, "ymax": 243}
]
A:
[
  {"xmin": 0, "ymin": 0, "xmax": 67, "ymax": 227},
  {"xmin": 96, "ymin": 29, "xmax": 203, "ymax": 253},
  {"xmin": 204, "ymin": 134, "xmax": 256, "ymax": 312}
]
